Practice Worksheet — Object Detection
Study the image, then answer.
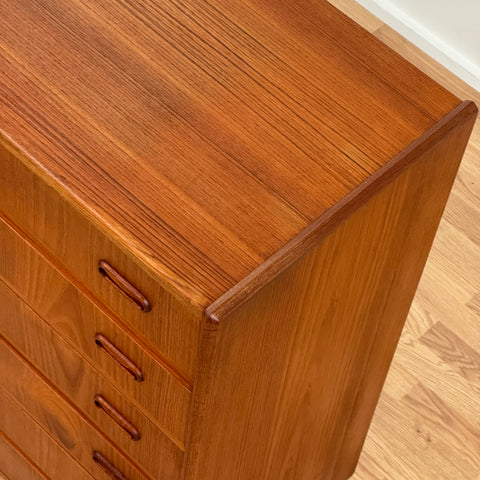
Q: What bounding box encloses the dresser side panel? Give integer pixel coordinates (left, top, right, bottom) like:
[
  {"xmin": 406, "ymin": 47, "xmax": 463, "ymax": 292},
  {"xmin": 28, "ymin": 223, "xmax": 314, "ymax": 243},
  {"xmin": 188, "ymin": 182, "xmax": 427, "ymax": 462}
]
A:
[{"xmin": 183, "ymin": 110, "xmax": 476, "ymax": 480}]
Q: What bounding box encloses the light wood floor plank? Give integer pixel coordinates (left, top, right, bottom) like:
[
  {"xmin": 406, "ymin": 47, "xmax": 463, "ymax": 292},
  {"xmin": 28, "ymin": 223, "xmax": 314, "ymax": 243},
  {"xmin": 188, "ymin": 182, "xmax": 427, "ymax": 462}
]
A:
[
  {"xmin": 326, "ymin": 1, "xmax": 480, "ymax": 479},
  {"xmin": 387, "ymin": 333, "xmax": 480, "ymax": 428},
  {"xmin": 3, "ymin": 1, "xmax": 479, "ymax": 479}
]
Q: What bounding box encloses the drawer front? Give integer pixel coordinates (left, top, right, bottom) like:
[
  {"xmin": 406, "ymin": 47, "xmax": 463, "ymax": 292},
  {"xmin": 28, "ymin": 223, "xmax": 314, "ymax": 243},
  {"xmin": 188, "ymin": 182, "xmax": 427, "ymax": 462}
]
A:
[
  {"xmin": 0, "ymin": 215, "xmax": 190, "ymax": 447},
  {"xmin": 0, "ymin": 391, "xmax": 94, "ymax": 480},
  {"xmin": 0, "ymin": 431, "xmax": 48, "ymax": 480},
  {"xmin": 0, "ymin": 282, "xmax": 183, "ymax": 480},
  {"xmin": 0, "ymin": 144, "xmax": 200, "ymax": 382},
  {"xmin": 0, "ymin": 338, "xmax": 163, "ymax": 480}
]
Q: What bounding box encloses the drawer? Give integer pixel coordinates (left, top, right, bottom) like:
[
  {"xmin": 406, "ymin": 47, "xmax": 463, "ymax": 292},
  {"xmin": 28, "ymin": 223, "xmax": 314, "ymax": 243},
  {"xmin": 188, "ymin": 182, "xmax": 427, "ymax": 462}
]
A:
[
  {"xmin": 0, "ymin": 392, "xmax": 93, "ymax": 480},
  {"xmin": 0, "ymin": 215, "xmax": 190, "ymax": 447},
  {"xmin": 0, "ymin": 431, "xmax": 48, "ymax": 480},
  {"xmin": 0, "ymin": 338, "xmax": 164, "ymax": 480},
  {"xmin": 0, "ymin": 282, "xmax": 184, "ymax": 480},
  {"xmin": 0, "ymin": 144, "xmax": 200, "ymax": 382}
]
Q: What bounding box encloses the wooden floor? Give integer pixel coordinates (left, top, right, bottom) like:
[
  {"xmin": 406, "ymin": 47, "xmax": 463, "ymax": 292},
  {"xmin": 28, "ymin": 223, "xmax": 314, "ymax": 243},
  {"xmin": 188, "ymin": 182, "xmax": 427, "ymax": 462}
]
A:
[
  {"xmin": 0, "ymin": 3, "xmax": 478, "ymax": 480},
  {"xmin": 329, "ymin": 1, "xmax": 480, "ymax": 479}
]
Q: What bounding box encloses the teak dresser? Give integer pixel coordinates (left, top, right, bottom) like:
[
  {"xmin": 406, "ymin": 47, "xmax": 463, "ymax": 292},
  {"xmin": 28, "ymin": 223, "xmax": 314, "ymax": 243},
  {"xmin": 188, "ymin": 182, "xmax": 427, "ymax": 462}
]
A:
[{"xmin": 0, "ymin": 1, "xmax": 477, "ymax": 479}]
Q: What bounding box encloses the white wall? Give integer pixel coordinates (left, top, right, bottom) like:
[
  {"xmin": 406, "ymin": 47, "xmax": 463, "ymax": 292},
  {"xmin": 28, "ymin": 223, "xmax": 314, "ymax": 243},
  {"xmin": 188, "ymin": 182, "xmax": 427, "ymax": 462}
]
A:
[{"xmin": 355, "ymin": 0, "xmax": 480, "ymax": 91}]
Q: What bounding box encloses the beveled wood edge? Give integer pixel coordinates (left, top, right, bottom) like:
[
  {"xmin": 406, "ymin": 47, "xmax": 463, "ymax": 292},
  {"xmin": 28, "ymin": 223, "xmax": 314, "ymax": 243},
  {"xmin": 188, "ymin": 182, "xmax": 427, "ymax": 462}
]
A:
[
  {"xmin": 1, "ymin": 101, "xmax": 477, "ymax": 318},
  {"xmin": 206, "ymin": 100, "xmax": 478, "ymax": 322},
  {"xmin": 0, "ymin": 130, "xmax": 205, "ymax": 314}
]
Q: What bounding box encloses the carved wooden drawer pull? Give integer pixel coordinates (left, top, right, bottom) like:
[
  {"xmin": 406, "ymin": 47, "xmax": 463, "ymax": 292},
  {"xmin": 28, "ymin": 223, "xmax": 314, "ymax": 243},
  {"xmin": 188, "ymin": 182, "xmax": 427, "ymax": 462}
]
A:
[
  {"xmin": 95, "ymin": 333, "xmax": 144, "ymax": 382},
  {"xmin": 93, "ymin": 450, "xmax": 128, "ymax": 480},
  {"xmin": 98, "ymin": 260, "xmax": 151, "ymax": 312},
  {"xmin": 94, "ymin": 394, "xmax": 141, "ymax": 441}
]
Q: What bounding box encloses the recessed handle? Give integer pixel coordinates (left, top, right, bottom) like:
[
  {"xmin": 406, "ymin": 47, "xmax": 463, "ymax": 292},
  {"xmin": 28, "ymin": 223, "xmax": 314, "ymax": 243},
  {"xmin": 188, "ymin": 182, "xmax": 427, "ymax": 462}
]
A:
[
  {"xmin": 95, "ymin": 333, "xmax": 144, "ymax": 382},
  {"xmin": 98, "ymin": 260, "xmax": 151, "ymax": 312},
  {"xmin": 94, "ymin": 394, "xmax": 141, "ymax": 441},
  {"xmin": 92, "ymin": 450, "xmax": 128, "ymax": 480}
]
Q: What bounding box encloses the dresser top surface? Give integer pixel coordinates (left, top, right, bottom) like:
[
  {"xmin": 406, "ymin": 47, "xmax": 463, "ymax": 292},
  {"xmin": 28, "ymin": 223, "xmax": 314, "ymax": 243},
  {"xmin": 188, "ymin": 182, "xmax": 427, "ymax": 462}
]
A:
[{"xmin": 0, "ymin": 0, "xmax": 461, "ymax": 310}]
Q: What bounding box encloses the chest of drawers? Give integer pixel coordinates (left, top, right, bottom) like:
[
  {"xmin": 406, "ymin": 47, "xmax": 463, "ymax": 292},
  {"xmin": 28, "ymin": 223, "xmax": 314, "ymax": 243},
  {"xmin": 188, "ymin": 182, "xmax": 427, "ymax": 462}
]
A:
[{"xmin": 0, "ymin": 1, "xmax": 476, "ymax": 479}]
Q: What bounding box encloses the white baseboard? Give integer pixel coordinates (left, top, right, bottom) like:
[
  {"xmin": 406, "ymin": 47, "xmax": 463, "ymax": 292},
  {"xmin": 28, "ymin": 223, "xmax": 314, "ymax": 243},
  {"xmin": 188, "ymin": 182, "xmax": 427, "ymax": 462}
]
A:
[{"xmin": 355, "ymin": 0, "xmax": 480, "ymax": 92}]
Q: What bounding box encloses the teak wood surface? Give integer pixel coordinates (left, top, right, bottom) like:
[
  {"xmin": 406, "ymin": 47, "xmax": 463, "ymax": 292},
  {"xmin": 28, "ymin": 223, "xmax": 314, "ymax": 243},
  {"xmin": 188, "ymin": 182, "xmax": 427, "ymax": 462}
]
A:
[
  {"xmin": 0, "ymin": 1, "xmax": 478, "ymax": 480},
  {"xmin": 328, "ymin": 2, "xmax": 480, "ymax": 479},
  {"xmin": 0, "ymin": 279, "xmax": 183, "ymax": 479},
  {"xmin": 0, "ymin": 0, "xmax": 466, "ymax": 313},
  {"xmin": 0, "ymin": 336, "xmax": 165, "ymax": 480},
  {"xmin": 0, "ymin": 214, "xmax": 191, "ymax": 448},
  {"xmin": 0, "ymin": 432, "xmax": 48, "ymax": 480},
  {"xmin": 0, "ymin": 393, "xmax": 94, "ymax": 480},
  {"xmin": 184, "ymin": 107, "xmax": 477, "ymax": 480},
  {"xmin": 0, "ymin": 144, "xmax": 200, "ymax": 383}
]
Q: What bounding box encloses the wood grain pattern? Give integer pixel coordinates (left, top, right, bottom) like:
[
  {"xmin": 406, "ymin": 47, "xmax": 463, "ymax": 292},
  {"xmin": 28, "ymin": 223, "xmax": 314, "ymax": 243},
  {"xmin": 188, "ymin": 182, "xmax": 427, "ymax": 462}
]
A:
[
  {"xmin": 94, "ymin": 333, "xmax": 145, "ymax": 383},
  {"xmin": 324, "ymin": 2, "xmax": 480, "ymax": 479},
  {"xmin": 98, "ymin": 260, "xmax": 152, "ymax": 313},
  {"xmin": 0, "ymin": 214, "xmax": 191, "ymax": 446},
  {"xmin": 357, "ymin": 386, "xmax": 480, "ymax": 480},
  {"xmin": 383, "ymin": 331, "xmax": 480, "ymax": 430},
  {"xmin": 353, "ymin": 143, "xmax": 480, "ymax": 480},
  {"xmin": 0, "ymin": 279, "xmax": 184, "ymax": 478},
  {"xmin": 0, "ymin": 388, "xmax": 95, "ymax": 480},
  {"xmin": 0, "ymin": 146, "xmax": 200, "ymax": 382},
  {"xmin": 94, "ymin": 394, "xmax": 142, "ymax": 442},
  {"xmin": 0, "ymin": 432, "xmax": 48, "ymax": 480},
  {"xmin": 183, "ymin": 105, "xmax": 476, "ymax": 480},
  {"xmin": 0, "ymin": 1, "xmax": 477, "ymax": 479},
  {"xmin": 0, "ymin": 335, "xmax": 176, "ymax": 480},
  {"xmin": 419, "ymin": 322, "xmax": 480, "ymax": 385},
  {"xmin": 93, "ymin": 451, "xmax": 129, "ymax": 480},
  {"xmin": 0, "ymin": 0, "xmax": 461, "ymax": 310},
  {"xmin": 208, "ymin": 100, "xmax": 477, "ymax": 318}
]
